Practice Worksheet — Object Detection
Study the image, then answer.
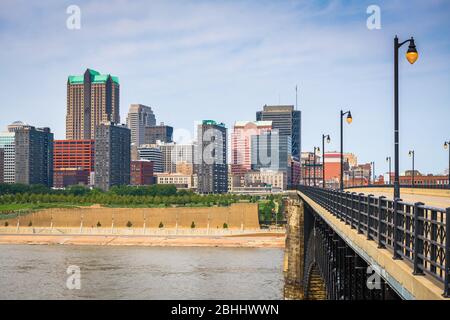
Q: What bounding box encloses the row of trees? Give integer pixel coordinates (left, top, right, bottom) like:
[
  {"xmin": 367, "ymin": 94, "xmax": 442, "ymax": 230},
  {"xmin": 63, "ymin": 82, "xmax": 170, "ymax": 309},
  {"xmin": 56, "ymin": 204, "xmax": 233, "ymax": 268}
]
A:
[
  {"xmin": 0, "ymin": 183, "xmax": 182, "ymax": 197},
  {"xmin": 0, "ymin": 191, "xmax": 254, "ymax": 207}
]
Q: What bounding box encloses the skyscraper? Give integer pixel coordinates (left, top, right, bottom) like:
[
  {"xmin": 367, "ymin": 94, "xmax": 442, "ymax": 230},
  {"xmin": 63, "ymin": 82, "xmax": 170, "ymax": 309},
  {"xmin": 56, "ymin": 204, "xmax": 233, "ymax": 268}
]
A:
[
  {"xmin": 66, "ymin": 68, "xmax": 120, "ymax": 140},
  {"xmin": 256, "ymin": 105, "xmax": 301, "ymax": 159},
  {"xmin": 144, "ymin": 123, "xmax": 173, "ymax": 144},
  {"xmin": 231, "ymin": 121, "xmax": 272, "ymax": 175},
  {"xmin": 94, "ymin": 122, "xmax": 130, "ymax": 191},
  {"xmin": 196, "ymin": 120, "xmax": 227, "ymax": 194},
  {"xmin": 126, "ymin": 104, "xmax": 156, "ymax": 146},
  {"xmin": 15, "ymin": 126, "xmax": 54, "ymax": 187},
  {"xmin": 0, "ymin": 131, "xmax": 15, "ymax": 183}
]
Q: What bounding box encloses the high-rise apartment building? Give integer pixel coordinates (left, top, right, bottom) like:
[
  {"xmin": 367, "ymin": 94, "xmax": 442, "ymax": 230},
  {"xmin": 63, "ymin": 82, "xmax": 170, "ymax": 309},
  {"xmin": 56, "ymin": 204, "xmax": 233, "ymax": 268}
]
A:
[
  {"xmin": 0, "ymin": 131, "xmax": 15, "ymax": 183},
  {"xmin": 94, "ymin": 123, "xmax": 130, "ymax": 191},
  {"xmin": 256, "ymin": 105, "xmax": 301, "ymax": 159},
  {"xmin": 15, "ymin": 126, "xmax": 54, "ymax": 187},
  {"xmin": 144, "ymin": 123, "xmax": 173, "ymax": 144},
  {"xmin": 231, "ymin": 121, "xmax": 272, "ymax": 175},
  {"xmin": 196, "ymin": 120, "xmax": 227, "ymax": 194},
  {"xmin": 53, "ymin": 139, "xmax": 95, "ymax": 188},
  {"xmin": 126, "ymin": 104, "xmax": 156, "ymax": 146},
  {"xmin": 66, "ymin": 68, "xmax": 120, "ymax": 140}
]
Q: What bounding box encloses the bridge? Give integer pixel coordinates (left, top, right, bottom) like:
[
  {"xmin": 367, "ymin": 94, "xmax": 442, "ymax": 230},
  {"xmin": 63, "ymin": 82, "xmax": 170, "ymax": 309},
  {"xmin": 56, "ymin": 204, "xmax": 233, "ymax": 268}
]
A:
[{"xmin": 283, "ymin": 185, "xmax": 450, "ymax": 300}]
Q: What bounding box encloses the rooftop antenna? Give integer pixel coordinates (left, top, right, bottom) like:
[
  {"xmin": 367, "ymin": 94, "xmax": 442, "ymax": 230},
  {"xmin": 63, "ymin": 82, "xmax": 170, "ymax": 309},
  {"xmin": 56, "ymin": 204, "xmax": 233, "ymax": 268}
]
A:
[{"xmin": 295, "ymin": 85, "xmax": 298, "ymax": 110}]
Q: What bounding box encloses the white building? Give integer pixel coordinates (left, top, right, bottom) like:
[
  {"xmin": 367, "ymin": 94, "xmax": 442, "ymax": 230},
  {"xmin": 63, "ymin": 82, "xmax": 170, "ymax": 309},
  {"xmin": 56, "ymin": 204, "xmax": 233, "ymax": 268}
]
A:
[{"xmin": 0, "ymin": 131, "xmax": 16, "ymax": 183}]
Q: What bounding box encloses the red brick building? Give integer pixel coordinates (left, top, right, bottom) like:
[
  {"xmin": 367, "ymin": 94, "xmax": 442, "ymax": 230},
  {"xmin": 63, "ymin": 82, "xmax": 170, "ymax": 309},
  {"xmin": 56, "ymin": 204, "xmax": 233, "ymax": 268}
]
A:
[
  {"xmin": 53, "ymin": 140, "xmax": 95, "ymax": 188},
  {"xmin": 131, "ymin": 160, "xmax": 154, "ymax": 185}
]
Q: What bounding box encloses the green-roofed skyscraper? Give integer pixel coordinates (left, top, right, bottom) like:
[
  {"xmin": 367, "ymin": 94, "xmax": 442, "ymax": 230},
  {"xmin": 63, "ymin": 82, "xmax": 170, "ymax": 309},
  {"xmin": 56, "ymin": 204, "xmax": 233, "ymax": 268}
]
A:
[{"xmin": 66, "ymin": 68, "xmax": 120, "ymax": 140}]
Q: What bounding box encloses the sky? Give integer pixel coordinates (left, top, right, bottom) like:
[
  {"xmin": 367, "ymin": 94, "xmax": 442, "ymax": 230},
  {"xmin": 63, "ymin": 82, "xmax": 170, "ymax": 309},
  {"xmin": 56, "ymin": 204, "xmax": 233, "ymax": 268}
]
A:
[{"xmin": 0, "ymin": 0, "xmax": 449, "ymax": 175}]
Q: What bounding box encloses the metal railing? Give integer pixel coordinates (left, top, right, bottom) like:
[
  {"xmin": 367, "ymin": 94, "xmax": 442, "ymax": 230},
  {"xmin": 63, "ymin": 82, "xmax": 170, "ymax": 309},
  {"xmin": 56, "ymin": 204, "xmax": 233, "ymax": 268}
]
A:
[
  {"xmin": 297, "ymin": 185, "xmax": 450, "ymax": 297},
  {"xmin": 345, "ymin": 184, "xmax": 450, "ymax": 190}
]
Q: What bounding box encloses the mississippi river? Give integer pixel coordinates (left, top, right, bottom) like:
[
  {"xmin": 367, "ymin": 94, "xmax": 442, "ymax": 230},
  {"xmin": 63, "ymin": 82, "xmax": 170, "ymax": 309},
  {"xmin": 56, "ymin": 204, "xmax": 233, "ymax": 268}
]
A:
[{"xmin": 0, "ymin": 245, "xmax": 283, "ymax": 299}]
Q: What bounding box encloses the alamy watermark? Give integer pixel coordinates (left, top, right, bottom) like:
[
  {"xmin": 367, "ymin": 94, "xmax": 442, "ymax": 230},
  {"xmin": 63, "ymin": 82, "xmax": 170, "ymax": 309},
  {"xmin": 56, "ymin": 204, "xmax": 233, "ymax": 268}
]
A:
[
  {"xmin": 66, "ymin": 265, "xmax": 81, "ymax": 290},
  {"xmin": 66, "ymin": 5, "xmax": 81, "ymax": 30}
]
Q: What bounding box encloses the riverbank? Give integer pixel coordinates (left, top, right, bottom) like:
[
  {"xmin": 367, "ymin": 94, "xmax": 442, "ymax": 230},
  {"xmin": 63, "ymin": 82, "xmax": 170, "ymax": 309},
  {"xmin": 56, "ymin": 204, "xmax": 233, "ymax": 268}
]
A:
[{"xmin": 0, "ymin": 232, "xmax": 285, "ymax": 248}]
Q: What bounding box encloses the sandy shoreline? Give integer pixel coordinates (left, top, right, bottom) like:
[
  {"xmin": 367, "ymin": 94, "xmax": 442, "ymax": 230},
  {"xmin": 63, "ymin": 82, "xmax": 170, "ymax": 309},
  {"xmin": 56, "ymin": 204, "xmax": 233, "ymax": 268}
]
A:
[{"xmin": 0, "ymin": 233, "xmax": 286, "ymax": 248}]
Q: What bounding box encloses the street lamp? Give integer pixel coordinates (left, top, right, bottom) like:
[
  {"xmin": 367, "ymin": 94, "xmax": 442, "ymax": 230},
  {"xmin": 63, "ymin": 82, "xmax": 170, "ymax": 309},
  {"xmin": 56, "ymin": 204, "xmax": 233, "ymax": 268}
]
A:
[
  {"xmin": 445, "ymin": 141, "xmax": 450, "ymax": 187},
  {"xmin": 322, "ymin": 134, "xmax": 330, "ymax": 188},
  {"xmin": 394, "ymin": 36, "xmax": 418, "ymax": 199},
  {"xmin": 408, "ymin": 150, "xmax": 415, "ymax": 187},
  {"xmin": 313, "ymin": 147, "xmax": 320, "ymax": 187},
  {"xmin": 386, "ymin": 156, "xmax": 392, "ymax": 185},
  {"xmin": 340, "ymin": 110, "xmax": 352, "ymax": 190}
]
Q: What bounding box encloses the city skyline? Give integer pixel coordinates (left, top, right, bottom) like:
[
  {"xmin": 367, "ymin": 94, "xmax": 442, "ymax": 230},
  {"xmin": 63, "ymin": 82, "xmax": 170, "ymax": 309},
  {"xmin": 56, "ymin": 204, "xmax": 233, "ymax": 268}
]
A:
[{"xmin": 0, "ymin": 0, "xmax": 449, "ymax": 175}]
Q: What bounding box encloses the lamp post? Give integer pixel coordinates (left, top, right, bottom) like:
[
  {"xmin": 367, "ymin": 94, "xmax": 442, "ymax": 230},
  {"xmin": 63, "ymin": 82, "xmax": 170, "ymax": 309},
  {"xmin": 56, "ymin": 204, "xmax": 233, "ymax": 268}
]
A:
[
  {"xmin": 445, "ymin": 141, "xmax": 450, "ymax": 187},
  {"xmin": 386, "ymin": 156, "xmax": 392, "ymax": 185},
  {"xmin": 322, "ymin": 134, "xmax": 330, "ymax": 188},
  {"xmin": 409, "ymin": 150, "xmax": 415, "ymax": 187},
  {"xmin": 340, "ymin": 110, "xmax": 352, "ymax": 190},
  {"xmin": 394, "ymin": 36, "xmax": 418, "ymax": 198},
  {"xmin": 313, "ymin": 147, "xmax": 320, "ymax": 187}
]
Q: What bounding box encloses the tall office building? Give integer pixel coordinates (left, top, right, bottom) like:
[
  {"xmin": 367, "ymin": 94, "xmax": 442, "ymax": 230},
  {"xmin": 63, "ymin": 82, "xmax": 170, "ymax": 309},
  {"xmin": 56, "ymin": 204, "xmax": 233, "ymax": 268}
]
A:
[
  {"xmin": 251, "ymin": 131, "xmax": 292, "ymax": 172},
  {"xmin": 15, "ymin": 126, "xmax": 54, "ymax": 187},
  {"xmin": 256, "ymin": 105, "xmax": 301, "ymax": 159},
  {"xmin": 66, "ymin": 68, "xmax": 120, "ymax": 140},
  {"xmin": 144, "ymin": 123, "xmax": 173, "ymax": 144},
  {"xmin": 137, "ymin": 146, "xmax": 163, "ymax": 173},
  {"xmin": 94, "ymin": 123, "xmax": 130, "ymax": 191},
  {"xmin": 231, "ymin": 121, "xmax": 272, "ymax": 175},
  {"xmin": 126, "ymin": 104, "xmax": 156, "ymax": 146},
  {"xmin": 196, "ymin": 120, "xmax": 227, "ymax": 194},
  {"xmin": 0, "ymin": 131, "xmax": 15, "ymax": 183}
]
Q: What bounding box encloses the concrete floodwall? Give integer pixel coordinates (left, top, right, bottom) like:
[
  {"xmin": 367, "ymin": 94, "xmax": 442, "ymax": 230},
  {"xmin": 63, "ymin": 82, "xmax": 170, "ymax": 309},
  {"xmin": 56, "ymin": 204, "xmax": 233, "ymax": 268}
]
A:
[{"xmin": 1, "ymin": 203, "xmax": 259, "ymax": 230}]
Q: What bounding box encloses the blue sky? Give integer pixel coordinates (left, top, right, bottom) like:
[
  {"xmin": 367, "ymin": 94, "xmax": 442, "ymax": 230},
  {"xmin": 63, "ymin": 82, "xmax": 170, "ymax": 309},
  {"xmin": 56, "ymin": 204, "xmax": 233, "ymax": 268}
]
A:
[{"xmin": 0, "ymin": 0, "xmax": 449, "ymax": 175}]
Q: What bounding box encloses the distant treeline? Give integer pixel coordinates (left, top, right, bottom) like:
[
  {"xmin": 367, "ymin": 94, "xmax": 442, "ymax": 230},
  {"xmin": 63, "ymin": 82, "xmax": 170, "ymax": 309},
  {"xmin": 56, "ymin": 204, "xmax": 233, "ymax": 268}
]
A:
[
  {"xmin": 0, "ymin": 183, "xmax": 180, "ymax": 197},
  {"xmin": 0, "ymin": 183, "xmax": 263, "ymax": 208}
]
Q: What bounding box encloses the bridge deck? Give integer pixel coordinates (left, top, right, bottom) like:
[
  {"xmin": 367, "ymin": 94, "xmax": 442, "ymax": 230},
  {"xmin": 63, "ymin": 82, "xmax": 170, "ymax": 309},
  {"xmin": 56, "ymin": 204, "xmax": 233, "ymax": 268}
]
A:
[
  {"xmin": 346, "ymin": 188, "xmax": 450, "ymax": 208},
  {"xmin": 298, "ymin": 190, "xmax": 448, "ymax": 300}
]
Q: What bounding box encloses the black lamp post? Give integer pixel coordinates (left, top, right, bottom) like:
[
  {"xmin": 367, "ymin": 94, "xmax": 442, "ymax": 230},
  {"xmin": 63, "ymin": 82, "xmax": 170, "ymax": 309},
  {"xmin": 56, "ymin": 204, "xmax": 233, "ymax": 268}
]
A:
[
  {"xmin": 322, "ymin": 134, "xmax": 330, "ymax": 188},
  {"xmin": 386, "ymin": 156, "xmax": 392, "ymax": 185},
  {"xmin": 409, "ymin": 150, "xmax": 415, "ymax": 187},
  {"xmin": 394, "ymin": 36, "xmax": 418, "ymax": 198},
  {"xmin": 340, "ymin": 110, "xmax": 352, "ymax": 190},
  {"xmin": 445, "ymin": 141, "xmax": 450, "ymax": 187},
  {"xmin": 313, "ymin": 147, "xmax": 320, "ymax": 187}
]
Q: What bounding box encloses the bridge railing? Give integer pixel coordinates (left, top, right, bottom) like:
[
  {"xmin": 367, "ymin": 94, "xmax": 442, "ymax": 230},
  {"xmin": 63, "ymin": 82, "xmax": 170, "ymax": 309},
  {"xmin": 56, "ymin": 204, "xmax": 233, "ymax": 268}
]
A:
[{"xmin": 297, "ymin": 185, "xmax": 450, "ymax": 297}]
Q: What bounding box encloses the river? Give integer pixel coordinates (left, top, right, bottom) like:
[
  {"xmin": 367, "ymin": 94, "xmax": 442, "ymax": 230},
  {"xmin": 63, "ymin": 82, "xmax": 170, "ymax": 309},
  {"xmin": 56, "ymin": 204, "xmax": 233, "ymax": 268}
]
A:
[{"xmin": 0, "ymin": 245, "xmax": 284, "ymax": 300}]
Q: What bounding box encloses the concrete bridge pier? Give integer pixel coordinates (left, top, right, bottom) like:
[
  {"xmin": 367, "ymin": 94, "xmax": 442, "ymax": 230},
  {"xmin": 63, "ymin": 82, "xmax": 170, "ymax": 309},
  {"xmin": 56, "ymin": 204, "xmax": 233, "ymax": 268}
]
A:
[{"xmin": 283, "ymin": 195, "xmax": 305, "ymax": 300}]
